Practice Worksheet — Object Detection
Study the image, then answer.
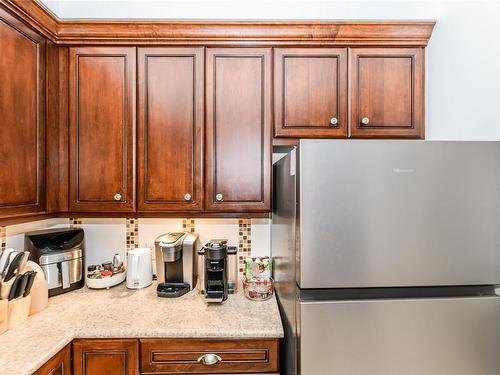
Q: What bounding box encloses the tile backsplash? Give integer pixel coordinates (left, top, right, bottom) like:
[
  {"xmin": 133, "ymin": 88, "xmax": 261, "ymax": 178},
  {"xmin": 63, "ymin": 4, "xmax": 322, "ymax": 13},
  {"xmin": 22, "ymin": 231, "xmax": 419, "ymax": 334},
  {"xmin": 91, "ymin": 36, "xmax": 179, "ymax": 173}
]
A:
[
  {"xmin": 3, "ymin": 217, "xmax": 271, "ymax": 277},
  {"xmin": 0, "ymin": 226, "xmax": 6, "ymax": 251}
]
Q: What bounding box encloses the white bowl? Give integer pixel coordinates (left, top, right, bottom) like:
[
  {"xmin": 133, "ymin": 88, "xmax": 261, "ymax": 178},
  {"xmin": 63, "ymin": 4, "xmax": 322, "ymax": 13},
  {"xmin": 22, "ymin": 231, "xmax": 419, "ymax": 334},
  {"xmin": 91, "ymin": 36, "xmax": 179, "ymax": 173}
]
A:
[{"xmin": 86, "ymin": 272, "xmax": 126, "ymax": 289}]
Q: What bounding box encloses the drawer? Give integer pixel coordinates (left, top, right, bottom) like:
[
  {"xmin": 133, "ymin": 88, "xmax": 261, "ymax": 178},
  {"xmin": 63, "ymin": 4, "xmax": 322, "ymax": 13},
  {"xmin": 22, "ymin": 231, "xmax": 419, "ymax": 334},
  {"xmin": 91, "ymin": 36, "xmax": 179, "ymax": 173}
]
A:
[{"xmin": 140, "ymin": 338, "xmax": 279, "ymax": 374}]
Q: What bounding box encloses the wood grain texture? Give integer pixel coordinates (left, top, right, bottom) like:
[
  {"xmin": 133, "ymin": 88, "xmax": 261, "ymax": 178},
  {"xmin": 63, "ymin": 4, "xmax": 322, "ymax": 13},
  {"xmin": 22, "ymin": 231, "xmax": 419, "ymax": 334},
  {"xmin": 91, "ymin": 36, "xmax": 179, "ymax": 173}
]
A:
[
  {"xmin": 205, "ymin": 48, "xmax": 271, "ymax": 212},
  {"xmin": 46, "ymin": 43, "xmax": 69, "ymax": 213},
  {"xmin": 34, "ymin": 343, "xmax": 72, "ymax": 375},
  {"xmin": 0, "ymin": 2, "xmax": 436, "ymax": 46},
  {"xmin": 274, "ymin": 48, "xmax": 347, "ymax": 138},
  {"xmin": 349, "ymin": 47, "xmax": 424, "ymax": 138},
  {"xmin": 73, "ymin": 339, "xmax": 139, "ymax": 375},
  {"xmin": 68, "ymin": 47, "xmax": 136, "ymax": 212},
  {"xmin": 137, "ymin": 47, "xmax": 203, "ymax": 212},
  {"xmin": 0, "ymin": 0, "xmax": 58, "ymax": 41},
  {"xmin": 140, "ymin": 338, "xmax": 279, "ymax": 374},
  {"xmin": 0, "ymin": 8, "xmax": 46, "ymax": 218}
]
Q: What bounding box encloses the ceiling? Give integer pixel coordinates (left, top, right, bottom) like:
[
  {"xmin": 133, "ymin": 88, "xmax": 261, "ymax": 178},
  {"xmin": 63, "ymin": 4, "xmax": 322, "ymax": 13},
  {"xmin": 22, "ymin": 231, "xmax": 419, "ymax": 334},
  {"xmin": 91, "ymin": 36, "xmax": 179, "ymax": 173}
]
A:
[{"xmin": 38, "ymin": 0, "xmax": 438, "ymax": 20}]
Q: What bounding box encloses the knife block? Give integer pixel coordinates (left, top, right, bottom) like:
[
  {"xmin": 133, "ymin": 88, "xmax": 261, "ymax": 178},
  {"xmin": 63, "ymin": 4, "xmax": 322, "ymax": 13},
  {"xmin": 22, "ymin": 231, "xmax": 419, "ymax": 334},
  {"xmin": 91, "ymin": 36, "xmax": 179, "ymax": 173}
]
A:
[
  {"xmin": 0, "ymin": 299, "xmax": 7, "ymax": 334},
  {"xmin": 7, "ymin": 295, "xmax": 31, "ymax": 329},
  {"xmin": 29, "ymin": 277, "xmax": 48, "ymax": 315}
]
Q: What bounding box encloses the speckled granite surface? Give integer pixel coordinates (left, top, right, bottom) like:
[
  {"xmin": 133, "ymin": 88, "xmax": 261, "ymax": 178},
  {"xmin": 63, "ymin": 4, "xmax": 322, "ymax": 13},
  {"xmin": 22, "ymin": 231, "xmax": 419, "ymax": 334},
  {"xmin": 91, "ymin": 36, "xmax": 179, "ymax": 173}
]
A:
[{"xmin": 0, "ymin": 283, "xmax": 283, "ymax": 375}]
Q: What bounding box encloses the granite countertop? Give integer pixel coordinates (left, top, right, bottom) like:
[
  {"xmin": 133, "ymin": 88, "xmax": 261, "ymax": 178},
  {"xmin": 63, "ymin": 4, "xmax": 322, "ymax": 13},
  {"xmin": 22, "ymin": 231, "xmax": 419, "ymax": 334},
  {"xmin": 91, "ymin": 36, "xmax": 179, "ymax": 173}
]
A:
[{"xmin": 0, "ymin": 283, "xmax": 283, "ymax": 375}]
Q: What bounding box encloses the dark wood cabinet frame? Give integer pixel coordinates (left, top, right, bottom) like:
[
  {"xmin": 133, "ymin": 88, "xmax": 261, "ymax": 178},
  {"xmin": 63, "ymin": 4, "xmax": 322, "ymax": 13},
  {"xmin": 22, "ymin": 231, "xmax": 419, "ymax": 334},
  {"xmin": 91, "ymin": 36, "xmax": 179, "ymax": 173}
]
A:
[{"xmin": 0, "ymin": 0, "xmax": 435, "ymax": 225}]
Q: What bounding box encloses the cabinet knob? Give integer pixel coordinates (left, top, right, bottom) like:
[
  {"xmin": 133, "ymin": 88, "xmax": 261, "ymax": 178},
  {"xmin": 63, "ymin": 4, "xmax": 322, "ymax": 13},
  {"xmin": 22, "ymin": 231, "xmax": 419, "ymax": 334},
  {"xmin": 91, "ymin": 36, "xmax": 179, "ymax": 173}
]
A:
[
  {"xmin": 330, "ymin": 117, "xmax": 338, "ymax": 126},
  {"xmin": 215, "ymin": 193, "xmax": 223, "ymax": 202},
  {"xmin": 113, "ymin": 193, "xmax": 122, "ymax": 201},
  {"xmin": 184, "ymin": 193, "xmax": 192, "ymax": 201},
  {"xmin": 198, "ymin": 353, "xmax": 222, "ymax": 366},
  {"xmin": 361, "ymin": 117, "xmax": 370, "ymax": 125}
]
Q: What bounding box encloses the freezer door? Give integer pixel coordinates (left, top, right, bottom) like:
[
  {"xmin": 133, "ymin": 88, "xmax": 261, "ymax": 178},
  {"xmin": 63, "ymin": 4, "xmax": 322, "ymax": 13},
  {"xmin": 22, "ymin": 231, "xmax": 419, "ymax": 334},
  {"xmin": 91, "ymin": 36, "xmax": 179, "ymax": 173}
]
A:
[
  {"xmin": 299, "ymin": 140, "xmax": 500, "ymax": 288},
  {"xmin": 300, "ymin": 296, "xmax": 500, "ymax": 375}
]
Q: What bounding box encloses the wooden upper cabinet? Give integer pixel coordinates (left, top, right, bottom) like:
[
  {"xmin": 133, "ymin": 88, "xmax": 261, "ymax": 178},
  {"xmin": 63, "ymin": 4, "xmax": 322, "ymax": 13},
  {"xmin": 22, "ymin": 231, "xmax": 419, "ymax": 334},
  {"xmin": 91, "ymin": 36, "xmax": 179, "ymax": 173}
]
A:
[
  {"xmin": 0, "ymin": 9, "xmax": 46, "ymax": 218},
  {"xmin": 349, "ymin": 47, "xmax": 424, "ymax": 138},
  {"xmin": 274, "ymin": 48, "xmax": 348, "ymax": 138},
  {"xmin": 205, "ymin": 48, "xmax": 272, "ymax": 212},
  {"xmin": 69, "ymin": 47, "xmax": 136, "ymax": 212},
  {"xmin": 137, "ymin": 47, "xmax": 203, "ymax": 212},
  {"xmin": 73, "ymin": 339, "xmax": 138, "ymax": 375}
]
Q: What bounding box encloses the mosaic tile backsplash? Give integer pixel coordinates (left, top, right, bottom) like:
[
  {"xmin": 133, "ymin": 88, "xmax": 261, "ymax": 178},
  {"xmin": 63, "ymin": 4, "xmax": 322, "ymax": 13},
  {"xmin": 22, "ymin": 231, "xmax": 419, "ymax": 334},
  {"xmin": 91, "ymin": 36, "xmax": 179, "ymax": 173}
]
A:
[
  {"xmin": 238, "ymin": 219, "xmax": 251, "ymax": 274},
  {"xmin": 182, "ymin": 218, "xmax": 195, "ymax": 233},
  {"xmin": 3, "ymin": 218, "xmax": 271, "ymax": 278},
  {"xmin": 126, "ymin": 218, "xmax": 139, "ymax": 251}
]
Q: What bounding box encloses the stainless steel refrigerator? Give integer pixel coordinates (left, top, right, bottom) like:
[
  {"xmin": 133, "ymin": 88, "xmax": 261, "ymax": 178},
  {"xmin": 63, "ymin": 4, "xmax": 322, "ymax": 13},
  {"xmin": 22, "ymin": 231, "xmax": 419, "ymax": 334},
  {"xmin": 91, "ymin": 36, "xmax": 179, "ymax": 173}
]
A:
[{"xmin": 272, "ymin": 140, "xmax": 500, "ymax": 375}]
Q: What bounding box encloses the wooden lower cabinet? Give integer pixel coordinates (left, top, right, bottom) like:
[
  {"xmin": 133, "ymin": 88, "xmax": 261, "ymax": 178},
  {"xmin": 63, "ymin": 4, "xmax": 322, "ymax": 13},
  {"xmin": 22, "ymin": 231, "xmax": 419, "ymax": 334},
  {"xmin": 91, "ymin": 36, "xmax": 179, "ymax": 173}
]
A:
[
  {"xmin": 73, "ymin": 339, "xmax": 139, "ymax": 375},
  {"xmin": 34, "ymin": 344, "xmax": 72, "ymax": 375},
  {"xmin": 140, "ymin": 338, "xmax": 279, "ymax": 374},
  {"xmin": 36, "ymin": 338, "xmax": 279, "ymax": 375}
]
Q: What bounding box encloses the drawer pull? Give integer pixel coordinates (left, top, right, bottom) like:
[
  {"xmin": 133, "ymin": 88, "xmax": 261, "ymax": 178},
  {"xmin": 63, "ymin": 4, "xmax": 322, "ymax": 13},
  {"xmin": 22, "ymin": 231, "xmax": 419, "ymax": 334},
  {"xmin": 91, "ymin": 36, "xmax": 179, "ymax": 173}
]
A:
[{"xmin": 197, "ymin": 353, "xmax": 222, "ymax": 366}]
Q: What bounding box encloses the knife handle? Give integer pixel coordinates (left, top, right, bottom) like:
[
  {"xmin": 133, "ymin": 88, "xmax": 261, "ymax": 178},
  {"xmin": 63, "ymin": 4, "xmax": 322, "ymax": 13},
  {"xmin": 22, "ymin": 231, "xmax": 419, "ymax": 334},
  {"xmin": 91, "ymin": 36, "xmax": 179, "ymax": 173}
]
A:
[
  {"xmin": 7, "ymin": 274, "xmax": 22, "ymax": 301},
  {"xmin": 23, "ymin": 271, "xmax": 36, "ymax": 297}
]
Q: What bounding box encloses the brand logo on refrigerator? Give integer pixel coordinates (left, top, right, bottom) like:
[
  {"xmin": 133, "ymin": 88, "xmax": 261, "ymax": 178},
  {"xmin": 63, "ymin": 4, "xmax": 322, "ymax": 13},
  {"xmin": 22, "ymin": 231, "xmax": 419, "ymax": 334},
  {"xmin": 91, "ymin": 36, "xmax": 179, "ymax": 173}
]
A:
[{"xmin": 393, "ymin": 168, "xmax": 415, "ymax": 173}]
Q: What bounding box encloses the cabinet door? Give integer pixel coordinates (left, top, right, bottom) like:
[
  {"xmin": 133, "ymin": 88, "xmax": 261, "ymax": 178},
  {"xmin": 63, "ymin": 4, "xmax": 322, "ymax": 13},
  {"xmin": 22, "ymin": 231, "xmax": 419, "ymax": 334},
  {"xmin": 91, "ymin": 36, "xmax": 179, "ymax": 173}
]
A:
[
  {"xmin": 137, "ymin": 47, "xmax": 203, "ymax": 211},
  {"xmin": 69, "ymin": 47, "xmax": 136, "ymax": 212},
  {"xmin": 274, "ymin": 48, "xmax": 347, "ymax": 138},
  {"xmin": 349, "ymin": 47, "xmax": 424, "ymax": 138},
  {"xmin": 73, "ymin": 339, "xmax": 138, "ymax": 375},
  {"xmin": 34, "ymin": 344, "xmax": 72, "ymax": 375},
  {"xmin": 205, "ymin": 48, "xmax": 271, "ymax": 212},
  {"xmin": 0, "ymin": 9, "xmax": 46, "ymax": 218}
]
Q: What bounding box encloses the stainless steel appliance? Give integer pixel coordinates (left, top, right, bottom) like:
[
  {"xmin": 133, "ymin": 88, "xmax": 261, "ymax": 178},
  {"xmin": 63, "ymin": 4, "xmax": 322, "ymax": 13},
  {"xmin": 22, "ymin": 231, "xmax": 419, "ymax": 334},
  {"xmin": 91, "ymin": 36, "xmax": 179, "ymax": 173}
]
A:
[
  {"xmin": 25, "ymin": 228, "xmax": 84, "ymax": 297},
  {"xmin": 155, "ymin": 232, "xmax": 198, "ymax": 298},
  {"xmin": 198, "ymin": 239, "xmax": 238, "ymax": 303},
  {"xmin": 273, "ymin": 140, "xmax": 500, "ymax": 375}
]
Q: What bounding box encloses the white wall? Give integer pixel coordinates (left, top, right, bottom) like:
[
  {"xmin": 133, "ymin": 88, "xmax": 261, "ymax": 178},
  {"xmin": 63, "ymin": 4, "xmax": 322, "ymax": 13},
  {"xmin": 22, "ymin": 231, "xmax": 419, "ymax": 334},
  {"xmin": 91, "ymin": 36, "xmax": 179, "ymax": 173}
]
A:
[
  {"xmin": 3, "ymin": 218, "xmax": 271, "ymax": 267},
  {"xmin": 426, "ymin": 1, "xmax": 500, "ymax": 140},
  {"xmin": 39, "ymin": 0, "xmax": 438, "ymax": 20}
]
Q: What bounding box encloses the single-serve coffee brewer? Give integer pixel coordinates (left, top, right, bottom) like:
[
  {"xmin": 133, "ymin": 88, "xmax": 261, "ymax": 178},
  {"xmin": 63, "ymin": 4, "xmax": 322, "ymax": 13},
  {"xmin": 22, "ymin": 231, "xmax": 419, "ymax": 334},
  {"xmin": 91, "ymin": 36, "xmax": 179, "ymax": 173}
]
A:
[
  {"xmin": 198, "ymin": 239, "xmax": 238, "ymax": 303},
  {"xmin": 155, "ymin": 232, "xmax": 198, "ymax": 298}
]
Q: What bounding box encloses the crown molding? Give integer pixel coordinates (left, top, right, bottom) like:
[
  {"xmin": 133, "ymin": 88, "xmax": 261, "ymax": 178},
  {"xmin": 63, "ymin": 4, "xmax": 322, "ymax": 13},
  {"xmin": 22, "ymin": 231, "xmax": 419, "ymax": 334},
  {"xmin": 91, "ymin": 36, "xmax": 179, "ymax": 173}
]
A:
[{"xmin": 0, "ymin": 0, "xmax": 435, "ymax": 46}]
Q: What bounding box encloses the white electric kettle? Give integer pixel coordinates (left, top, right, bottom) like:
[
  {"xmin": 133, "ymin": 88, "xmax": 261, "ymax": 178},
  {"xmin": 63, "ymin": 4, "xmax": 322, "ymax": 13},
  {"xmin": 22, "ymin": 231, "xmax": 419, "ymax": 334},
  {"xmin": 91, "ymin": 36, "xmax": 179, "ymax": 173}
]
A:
[{"xmin": 126, "ymin": 247, "xmax": 153, "ymax": 289}]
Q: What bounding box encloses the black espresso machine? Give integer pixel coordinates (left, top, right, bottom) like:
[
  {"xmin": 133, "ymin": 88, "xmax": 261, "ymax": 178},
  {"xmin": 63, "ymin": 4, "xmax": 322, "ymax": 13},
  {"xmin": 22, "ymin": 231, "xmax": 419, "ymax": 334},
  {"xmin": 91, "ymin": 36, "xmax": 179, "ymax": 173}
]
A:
[{"xmin": 198, "ymin": 239, "xmax": 237, "ymax": 303}]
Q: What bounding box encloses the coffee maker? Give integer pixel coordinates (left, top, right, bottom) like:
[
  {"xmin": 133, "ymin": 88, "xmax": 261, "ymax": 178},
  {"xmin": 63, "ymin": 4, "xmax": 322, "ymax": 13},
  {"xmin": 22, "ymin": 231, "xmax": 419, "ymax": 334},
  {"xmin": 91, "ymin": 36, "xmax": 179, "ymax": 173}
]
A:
[
  {"xmin": 198, "ymin": 239, "xmax": 238, "ymax": 303},
  {"xmin": 154, "ymin": 232, "xmax": 198, "ymax": 298}
]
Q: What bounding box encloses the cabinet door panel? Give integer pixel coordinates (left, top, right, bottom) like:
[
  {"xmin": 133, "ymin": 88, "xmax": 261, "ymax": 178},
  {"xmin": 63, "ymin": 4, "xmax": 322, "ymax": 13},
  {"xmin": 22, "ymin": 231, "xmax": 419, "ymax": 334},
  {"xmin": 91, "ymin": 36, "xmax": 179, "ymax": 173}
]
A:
[
  {"xmin": 205, "ymin": 48, "xmax": 271, "ymax": 212},
  {"xmin": 350, "ymin": 48, "xmax": 424, "ymax": 138},
  {"xmin": 69, "ymin": 47, "xmax": 135, "ymax": 211},
  {"xmin": 274, "ymin": 48, "xmax": 347, "ymax": 138},
  {"xmin": 140, "ymin": 338, "xmax": 279, "ymax": 373},
  {"xmin": 73, "ymin": 339, "xmax": 138, "ymax": 375},
  {"xmin": 138, "ymin": 47, "xmax": 203, "ymax": 211},
  {"xmin": 0, "ymin": 9, "xmax": 45, "ymax": 218},
  {"xmin": 34, "ymin": 344, "xmax": 71, "ymax": 375}
]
